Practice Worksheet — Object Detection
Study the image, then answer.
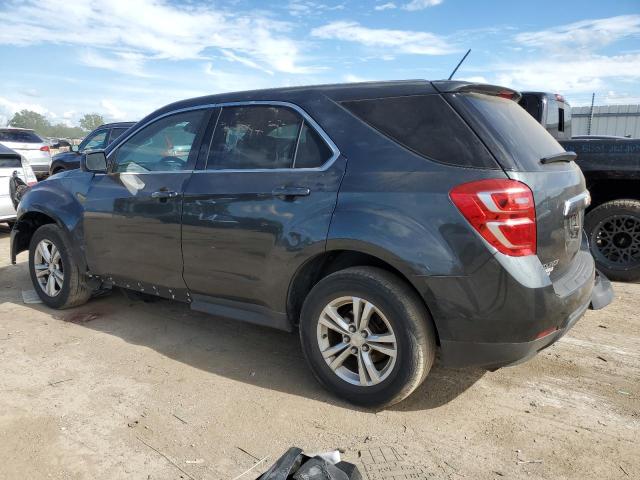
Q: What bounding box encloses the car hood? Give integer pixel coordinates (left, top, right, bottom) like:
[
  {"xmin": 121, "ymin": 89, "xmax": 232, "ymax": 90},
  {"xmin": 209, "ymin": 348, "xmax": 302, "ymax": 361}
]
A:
[{"xmin": 52, "ymin": 151, "xmax": 80, "ymax": 162}]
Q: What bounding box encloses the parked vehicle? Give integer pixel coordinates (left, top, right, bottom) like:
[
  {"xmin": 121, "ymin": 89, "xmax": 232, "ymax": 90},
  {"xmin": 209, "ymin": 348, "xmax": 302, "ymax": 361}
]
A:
[
  {"xmin": 520, "ymin": 92, "xmax": 640, "ymax": 281},
  {"xmin": 0, "ymin": 144, "xmax": 37, "ymax": 226},
  {"xmin": 0, "ymin": 128, "xmax": 51, "ymax": 179},
  {"xmin": 11, "ymin": 81, "xmax": 612, "ymax": 406},
  {"xmin": 49, "ymin": 122, "xmax": 135, "ymax": 175}
]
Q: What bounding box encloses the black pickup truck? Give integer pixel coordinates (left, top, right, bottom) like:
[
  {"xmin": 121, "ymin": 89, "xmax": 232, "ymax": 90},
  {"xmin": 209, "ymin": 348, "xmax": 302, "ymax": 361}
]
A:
[{"xmin": 520, "ymin": 92, "xmax": 640, "ymax": 282}]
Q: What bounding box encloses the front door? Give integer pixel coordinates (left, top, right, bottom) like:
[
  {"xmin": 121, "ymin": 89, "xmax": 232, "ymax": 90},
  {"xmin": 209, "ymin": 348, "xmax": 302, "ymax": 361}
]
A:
[
  {"xmin": 182, "ymin": 103, "xmax": 345, "ymax": 314},
  {"xmin": 83, "ymin": 109, "xmax": 209, "ymax": 298}
]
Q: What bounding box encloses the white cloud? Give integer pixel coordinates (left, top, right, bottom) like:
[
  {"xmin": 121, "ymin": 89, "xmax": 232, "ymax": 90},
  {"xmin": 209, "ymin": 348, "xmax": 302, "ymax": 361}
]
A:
[
  {"xmin": 220, "ymin": 50, "xmax": 274, "ymax": 75},
  {"xmin": 311, "ymin": 21, "xmax": 457, "ymax": 55},
  {"xmin": 375, "ymin": 3, "xmax": 397, "ymax": 11},
  {"xmin": 204, "ymin": 63, "xmax": 277, "ymax": 93},
  {"xmin": 491, "ymin": 53, "xmax": 640, "ymax": 94},
  {"xmin": 344, "ymin": 74, "xmax": 370, "ymax": 83},
  {"xmin": 402, "ymin": 0, "xmax": 443, "ymax": 11},
  {"xmin": 0, "ymin": 97, "xmax": 54, "ymax": 127},
  {"xmin": 0, "ymin": 0, "xmax": 316, "ymax": 75},
  {"xmin": 100, "ymin": 100, "xmax": 127, "ymax": 121},
  {"xmin": 515, "ymin": 15, "xmax": 640, "ymax": 52},
  {"xmin": 600, "ymin": 91, "xmax": 640, "ymax": 106},
  {"xmin": 459, "ymin": 76, "xmax": 489, "ymax": 84},
  {"xmin": 288, "ymin": 1, "xmax": 345, "ymax": 17},
  {"xmin": 79, "ymin": 50, "xmax": 151, "ymax": 77}
]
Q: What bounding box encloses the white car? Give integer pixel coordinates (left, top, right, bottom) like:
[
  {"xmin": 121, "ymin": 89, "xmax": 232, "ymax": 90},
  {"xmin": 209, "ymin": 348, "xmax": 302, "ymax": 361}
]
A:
[
  {"xmin": 0, "ymin": 128, "xmax": 51, "ymax": 179},
  {"xmin": 1, "ymin": 144, "xmax": 37, "ymax": 225}
]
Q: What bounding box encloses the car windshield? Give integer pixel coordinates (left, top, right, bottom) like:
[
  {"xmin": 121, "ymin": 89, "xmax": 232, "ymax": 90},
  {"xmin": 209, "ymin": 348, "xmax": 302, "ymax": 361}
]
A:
[{"xmin": 0, "ymin": 130, "xmax": 43, "ymax": 143}]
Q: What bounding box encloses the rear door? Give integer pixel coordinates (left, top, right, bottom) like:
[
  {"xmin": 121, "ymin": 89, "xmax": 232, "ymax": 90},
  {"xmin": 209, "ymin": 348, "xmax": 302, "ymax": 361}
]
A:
[
  {"xmin": 449, "ymin": 92, "xmax": 588, "ymax": 280},
  {"xmin": 181, "ymin": 103, "xmax": 344, "ymax": 312},
  {"xmin": 83, "ymin": 109, "xmax": 210, "ymax": 297}
]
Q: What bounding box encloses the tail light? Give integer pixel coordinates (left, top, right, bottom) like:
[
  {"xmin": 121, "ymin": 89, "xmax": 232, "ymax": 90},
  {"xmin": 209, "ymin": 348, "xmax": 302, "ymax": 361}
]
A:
[
  {"xmin": 450, "ymin": 179, "xmax": 536, "ymax": 256},
  {"xmin": 40, "ymin": 146, "xmax": 50, "ymax": 152}
]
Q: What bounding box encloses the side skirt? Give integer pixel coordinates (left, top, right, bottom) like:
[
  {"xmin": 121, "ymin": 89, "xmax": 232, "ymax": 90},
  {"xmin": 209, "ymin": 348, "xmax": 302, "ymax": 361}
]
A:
[{"xmin": 190, "ymin": 294, "xmax": 292, "ymax": 332}]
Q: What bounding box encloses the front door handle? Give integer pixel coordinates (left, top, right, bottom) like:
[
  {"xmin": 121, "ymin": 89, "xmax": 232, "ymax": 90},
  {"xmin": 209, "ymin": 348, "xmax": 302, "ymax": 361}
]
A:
[
  {"xmin": 151, "ymin": 190, "xmax": 179, "ymax": 199},
  {"xmin": 272, "ymin": 186, "xmax": 311, "ymax": 198}
]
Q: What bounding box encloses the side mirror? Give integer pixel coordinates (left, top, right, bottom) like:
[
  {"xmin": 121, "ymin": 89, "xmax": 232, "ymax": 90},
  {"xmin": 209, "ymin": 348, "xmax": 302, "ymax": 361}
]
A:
[
  {"xmin": 71, "ymin": 145, "xmax": 79, "ymax": 153},
  {"xmin": 82, "ymin": 151, "xmax": 108, "ymax": 173}
]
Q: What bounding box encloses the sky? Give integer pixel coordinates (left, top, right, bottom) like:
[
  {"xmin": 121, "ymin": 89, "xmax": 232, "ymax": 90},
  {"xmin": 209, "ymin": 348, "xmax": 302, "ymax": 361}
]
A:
[{"xmin": 0, "ymin": 0, "xmax": 639, "ymax": 127}]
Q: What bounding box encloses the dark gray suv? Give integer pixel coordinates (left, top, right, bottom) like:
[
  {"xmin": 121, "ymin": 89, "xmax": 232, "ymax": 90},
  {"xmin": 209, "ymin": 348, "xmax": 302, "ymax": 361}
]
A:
[{"xmin": 10, "ymin": 80, "xmax": 612, "ymax": 406}]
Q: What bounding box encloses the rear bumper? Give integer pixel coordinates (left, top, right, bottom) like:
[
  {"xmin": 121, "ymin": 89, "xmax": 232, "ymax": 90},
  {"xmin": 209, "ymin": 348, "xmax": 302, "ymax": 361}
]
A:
[
  {"xmin": 439, "ymin": 299, "xmax": 588, "ymax": 369},
  {"xmin": 30, "ymin": 164, "xmax": 49, "ymax": 177},
  {"xmin": 415, "ymin": 233, "xmax": 613, "ymax": 369}
]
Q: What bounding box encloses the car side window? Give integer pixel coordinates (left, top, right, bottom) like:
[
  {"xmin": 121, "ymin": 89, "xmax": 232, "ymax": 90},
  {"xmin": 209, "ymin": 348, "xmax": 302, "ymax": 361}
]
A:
[
  {"xmin": 80, "ymin": 130, "xmax": 108, "ymax": 151},
  {"xmin": 112, "ymin": 110, "xmax": 205, "ymax": 173},
  {"xmin": 108, "ymin": 127, "xmax": 129, "ymax": 145},
  {"xmin": 293, "ymin": 121, "xmax": 333, "ymax": 168},
  {"xmin": 207, "ymin": 106, "xmax": 302, "ymax": 170}
]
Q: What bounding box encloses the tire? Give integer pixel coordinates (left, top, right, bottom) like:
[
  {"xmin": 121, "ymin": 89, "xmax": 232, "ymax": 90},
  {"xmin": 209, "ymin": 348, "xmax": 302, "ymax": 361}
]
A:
[
  {"xmin": 28, "ymin": 224, "xmax": 93, "ymax": 309},
  {"xmin": 585, "ymin": 199, "xmax": 640, "ymax": 282},
  {"xmin": 299, "ymin": 266, "xmax": 436, "ymax": 408}
]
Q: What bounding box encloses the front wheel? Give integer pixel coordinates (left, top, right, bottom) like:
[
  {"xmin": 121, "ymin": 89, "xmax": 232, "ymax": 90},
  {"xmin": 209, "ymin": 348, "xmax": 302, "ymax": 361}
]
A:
[
  {"xmin": 299, "ymin": 267, "xmax": 436, "ymax": 408},
  {"xmin": 29, "ymin": 224, "xmax": 93, "ymax": 308},
  {"xmin": 585, "ymin": 199, "xmax": 640, "ymax": 282}
]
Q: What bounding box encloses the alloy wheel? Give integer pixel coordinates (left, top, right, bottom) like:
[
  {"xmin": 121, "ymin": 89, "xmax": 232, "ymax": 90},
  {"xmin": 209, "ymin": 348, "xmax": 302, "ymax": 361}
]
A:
[
  {"xmin": 316, "ymin": 296, "xmax": 397, "ymax": 387},
  {"xmin": 33, "ymin": 239, "xmax": 64, "ymax": 297},
  {"xmin": 592, "ymin": 214, "xmax": 640, "ymax": 267}
]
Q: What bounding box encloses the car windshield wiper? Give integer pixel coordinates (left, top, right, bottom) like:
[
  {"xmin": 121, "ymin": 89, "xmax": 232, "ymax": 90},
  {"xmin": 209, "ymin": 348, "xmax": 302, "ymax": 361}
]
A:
[{"xmin": 540, "ymin": 152, "xmax": 577, "ymax": 164}]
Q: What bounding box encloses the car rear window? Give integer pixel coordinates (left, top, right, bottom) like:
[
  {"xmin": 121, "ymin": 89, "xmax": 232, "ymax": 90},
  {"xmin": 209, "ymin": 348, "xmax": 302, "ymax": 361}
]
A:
[
  {"xmin": 0, "ymin": 157, "xmax": 22, "ymax": 168},
  {"xmin": 0, "ymin": 130, "xmax": 43, "ymax": 143},
  {"xmin": 518, "ymin": 94, "xmax": 543, "ymax": 122},
  {"xmin": 340, "ymin": 94, "xmax": 498, "ymax": 169},
  {"xmin": 449, "ymin": 92, "xmax": 565, "ymax": 171}
]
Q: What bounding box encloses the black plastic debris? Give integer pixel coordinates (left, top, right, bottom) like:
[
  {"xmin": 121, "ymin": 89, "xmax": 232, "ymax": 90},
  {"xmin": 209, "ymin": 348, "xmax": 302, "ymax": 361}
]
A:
[
  {"xmin": 257, "ymin": 448, "xmax": 362, "ymax": 480},
  {"xmin": 9, "ymin": 172, "xmax": 30, "ymax": 210}
]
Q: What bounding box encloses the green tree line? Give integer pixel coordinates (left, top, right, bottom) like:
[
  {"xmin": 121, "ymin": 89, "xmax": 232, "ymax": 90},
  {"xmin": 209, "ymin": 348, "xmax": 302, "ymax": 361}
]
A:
[{"xmin": 6, "ymin": 110, "xmax": 105, "ymax": 139}]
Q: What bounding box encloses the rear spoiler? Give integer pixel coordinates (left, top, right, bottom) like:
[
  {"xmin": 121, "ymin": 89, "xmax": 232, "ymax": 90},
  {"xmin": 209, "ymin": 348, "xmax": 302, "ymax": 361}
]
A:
[{"xmin": 431, "ymin": 81, "xmax": 521, "ymax": 101}]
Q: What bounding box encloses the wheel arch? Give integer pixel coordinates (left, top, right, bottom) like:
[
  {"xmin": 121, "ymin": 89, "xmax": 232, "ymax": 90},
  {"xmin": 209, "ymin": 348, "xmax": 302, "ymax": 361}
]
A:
[
  {"xmin": 286, "ymin": 247, "xmax": 441, "ymax": 345},
  {"xmin": 11, "ymin": 209, "xmax": 87, "ymax": 273}
]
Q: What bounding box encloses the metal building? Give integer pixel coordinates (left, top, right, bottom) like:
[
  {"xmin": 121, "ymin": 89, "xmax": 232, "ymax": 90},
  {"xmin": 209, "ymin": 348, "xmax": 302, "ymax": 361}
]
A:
[{"xmin": 571, "ymin": 105, "xmax": 640, "ymax": 138}]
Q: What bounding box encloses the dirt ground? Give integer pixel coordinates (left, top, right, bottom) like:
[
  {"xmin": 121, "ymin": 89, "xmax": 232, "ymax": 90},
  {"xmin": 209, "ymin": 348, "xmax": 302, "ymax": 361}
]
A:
[{"xmin": 0, "ymin": 224, "xmax": 638, "ymax": 480}]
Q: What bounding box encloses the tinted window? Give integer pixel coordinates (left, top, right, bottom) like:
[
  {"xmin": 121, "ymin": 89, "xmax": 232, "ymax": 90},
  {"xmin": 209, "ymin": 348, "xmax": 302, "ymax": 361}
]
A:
[
  {"xmin": 109, "ymin": 127, "xmax": 129, "ymax": 144},
  {"xmin": 113, "ymin": 110, "xmax": 204, "ymax": 173},
  {"xmin": 341, "ymin": 95, "xmax": 497, "ymax": 168},
  {"xmin": 0, "ymin": 157, "xmax": 22, "ymax": 168},
  {"xmin": 451, "ymin": 92, "xmax": 564, "ymax": 171},
  {"xmin": 518, "ymin": 94, "xmax": 543, "ymax": 122},
  {"xmin": 293, "ymin": 121, "xmax": 333, "ymax": 168},
  {"xmin": 207, "ymin": 106, "xmax": 301, "ymax": 170},
  {"xmin": 0, "ymin": 130, "xmax": 43, "ymax": 143},
  {"xmin": 80, "ymin": 130, "xmax": 108, "ymax": 151}
]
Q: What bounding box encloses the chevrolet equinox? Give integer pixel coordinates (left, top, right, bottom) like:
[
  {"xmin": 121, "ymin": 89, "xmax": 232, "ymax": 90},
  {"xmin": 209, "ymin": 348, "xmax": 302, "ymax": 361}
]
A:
[{"xmin": 10, "ymin": 80, "xmax": 612, "ymax": 407}]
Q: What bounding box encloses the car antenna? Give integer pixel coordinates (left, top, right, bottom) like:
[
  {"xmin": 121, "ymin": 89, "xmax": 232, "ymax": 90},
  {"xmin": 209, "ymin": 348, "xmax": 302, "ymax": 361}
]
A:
[{"xmin": 448, "ymin": 49, "xmax": 471, "ymax": 80}]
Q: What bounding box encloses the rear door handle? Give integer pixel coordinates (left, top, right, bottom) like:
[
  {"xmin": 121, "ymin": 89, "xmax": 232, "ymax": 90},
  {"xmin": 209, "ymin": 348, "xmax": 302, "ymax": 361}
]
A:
[
  {"xmin": 272, "ymin": 186, "xmax": 311, "ymax": 197},
  {"xmin": 151, "ymin": 190, "xmax": 179, "ymax": 199}
]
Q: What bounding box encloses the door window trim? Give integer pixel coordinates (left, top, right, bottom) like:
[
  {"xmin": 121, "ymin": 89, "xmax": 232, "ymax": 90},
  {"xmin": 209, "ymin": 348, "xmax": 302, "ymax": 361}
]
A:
[
  {"xmin": 106, "ymin": 101, "xmax": 340, "ymax": 174},
  {"xmin": 105, "ymin": 108, "xmax": 212, "ymax": 175}
]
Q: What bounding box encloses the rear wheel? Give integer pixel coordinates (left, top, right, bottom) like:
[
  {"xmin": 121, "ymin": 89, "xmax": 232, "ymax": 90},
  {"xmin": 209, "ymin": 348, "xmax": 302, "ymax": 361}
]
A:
[
  {"xmin": 585, "ymin": 199, "xmax": 640, "ymax": 282},
  {"xmin": 299, "ymin": 267, "xmax": 436, "ymax": 407},
  {"xmin": 28, "ymin": 224, "xmax": 93, "ymax": 308}
]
